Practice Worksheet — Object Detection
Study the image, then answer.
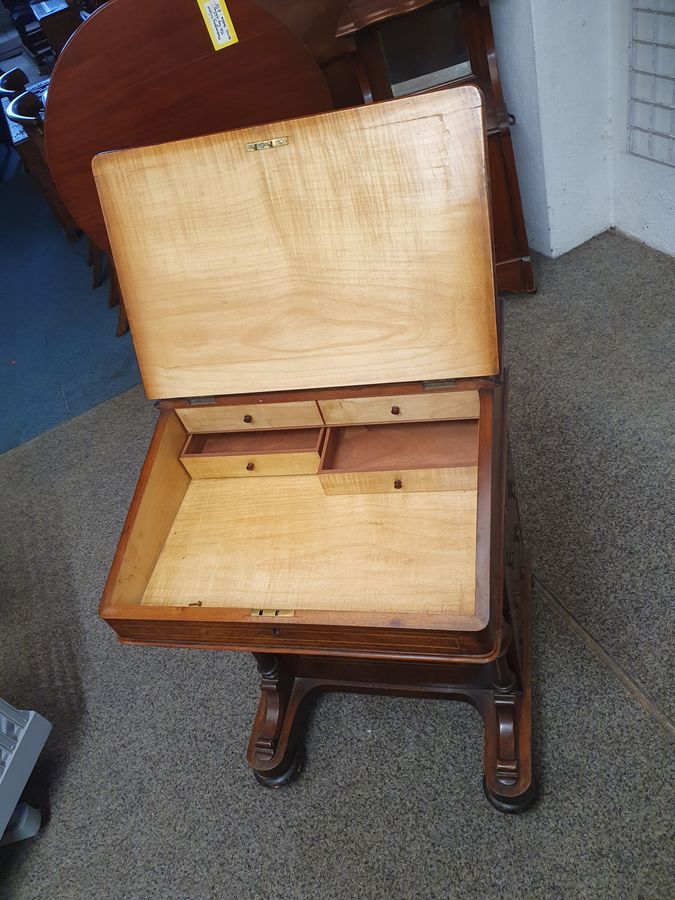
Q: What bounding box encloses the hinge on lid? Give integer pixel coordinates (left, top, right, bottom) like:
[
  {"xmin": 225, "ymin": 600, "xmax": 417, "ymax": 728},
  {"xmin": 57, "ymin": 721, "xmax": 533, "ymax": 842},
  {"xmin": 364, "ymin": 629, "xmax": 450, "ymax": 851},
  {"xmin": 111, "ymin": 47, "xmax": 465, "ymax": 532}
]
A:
[
  {"xmin": 188, "ymin": 396, "xmax": 216, "ymax": 405},
  {"xmin": 246, "ymin": 136, "xmax": 289, "ymax": 152},
  {"xmin": 251, "ymin": 609, "xmax": 295, "ymax": 618}
]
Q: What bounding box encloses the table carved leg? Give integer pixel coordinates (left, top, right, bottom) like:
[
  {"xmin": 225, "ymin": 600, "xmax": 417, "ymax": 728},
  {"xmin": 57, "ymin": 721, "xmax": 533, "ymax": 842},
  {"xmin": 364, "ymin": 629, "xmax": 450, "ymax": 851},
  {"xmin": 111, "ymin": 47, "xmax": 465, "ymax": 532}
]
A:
[{"xmin": 247, "ymin": 653, "xmax": 310, "ymax": 787}]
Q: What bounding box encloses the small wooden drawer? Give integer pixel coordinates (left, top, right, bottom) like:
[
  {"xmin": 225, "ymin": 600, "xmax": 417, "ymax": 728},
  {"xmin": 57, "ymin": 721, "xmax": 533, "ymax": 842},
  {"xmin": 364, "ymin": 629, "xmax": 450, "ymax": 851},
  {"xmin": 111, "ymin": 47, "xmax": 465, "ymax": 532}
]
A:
[
  {"xmin": 176, "ymin": 400, "xmax": 322, "ymax": 433},
  {"xmin": 318, "ymin": 420, "xmax": 479, "ymax": 495},
  {"xmin": 319, "ymin": 467, "xmax": 477, "ymax": 495},
  {"xmin": 317, "ymin": 390, "xmax": 479, "ymax": 426},
  {"xmin": 181, "ymin": 428, "xmax": 324, "ymax": 479}
]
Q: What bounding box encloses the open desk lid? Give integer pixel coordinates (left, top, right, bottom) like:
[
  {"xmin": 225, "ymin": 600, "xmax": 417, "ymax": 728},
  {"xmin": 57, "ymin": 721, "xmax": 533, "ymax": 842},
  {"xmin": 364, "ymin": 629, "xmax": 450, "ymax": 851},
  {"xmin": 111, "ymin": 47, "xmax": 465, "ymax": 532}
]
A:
[{"xmin": 93, "ymin": 86, "xmax": 499, "ymax": 400}]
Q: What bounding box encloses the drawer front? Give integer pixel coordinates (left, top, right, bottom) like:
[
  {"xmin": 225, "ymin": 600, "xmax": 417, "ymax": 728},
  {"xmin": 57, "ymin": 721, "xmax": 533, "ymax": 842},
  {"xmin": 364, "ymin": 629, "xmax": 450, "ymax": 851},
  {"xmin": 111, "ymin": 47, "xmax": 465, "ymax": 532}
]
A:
[
  {"xmin": 318, "ymin": 391, "xmax": 479, "ymax": 425},
  {"xmin": 177, "ymin": 401, "xmax": 322, "ymax": 433},
  {"xmin": 319, "ymin": 466, "xmax": 478, "ymax": 495},
  {"xmin": 181, "ymin": 451, "xmax": 321, "ymax": 479}
]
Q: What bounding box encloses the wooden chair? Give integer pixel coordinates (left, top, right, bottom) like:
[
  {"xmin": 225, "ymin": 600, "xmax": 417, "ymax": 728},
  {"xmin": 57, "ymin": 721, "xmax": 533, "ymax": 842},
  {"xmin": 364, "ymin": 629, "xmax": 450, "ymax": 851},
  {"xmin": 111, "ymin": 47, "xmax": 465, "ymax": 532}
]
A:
[{"xmin": 3, "ymin": 81, "xmax": 79, "ymax": 240}]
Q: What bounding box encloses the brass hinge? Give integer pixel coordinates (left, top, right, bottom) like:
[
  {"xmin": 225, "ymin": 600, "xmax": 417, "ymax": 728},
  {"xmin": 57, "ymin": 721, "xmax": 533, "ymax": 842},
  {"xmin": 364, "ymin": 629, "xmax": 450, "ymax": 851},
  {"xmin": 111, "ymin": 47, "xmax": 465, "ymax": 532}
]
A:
[
  {"xmin": 250, "ymin": 608, "xmax": 295, "ymax": 618},
  {"xmin": 246, "ymin": 136, "xmax": 289, "ymax": 152}
]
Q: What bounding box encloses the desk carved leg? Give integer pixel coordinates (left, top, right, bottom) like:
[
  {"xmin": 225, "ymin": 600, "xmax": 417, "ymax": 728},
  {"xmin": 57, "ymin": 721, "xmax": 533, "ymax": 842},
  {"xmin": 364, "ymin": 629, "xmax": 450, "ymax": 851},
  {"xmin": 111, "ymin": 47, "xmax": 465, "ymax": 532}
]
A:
[
  {"xmin": 480, "ymin": 551, "xmax": 536, "ymax": 813},
  {"xmin": 247, "ymin": 654, "xmax": 315, "ymax": 788}
]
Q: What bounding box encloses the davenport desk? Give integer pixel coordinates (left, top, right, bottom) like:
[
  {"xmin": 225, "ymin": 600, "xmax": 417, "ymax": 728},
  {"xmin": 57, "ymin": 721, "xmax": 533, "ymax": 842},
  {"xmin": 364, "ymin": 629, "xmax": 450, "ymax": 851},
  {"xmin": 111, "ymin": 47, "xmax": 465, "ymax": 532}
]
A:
[{"xmin": 94, "ymin": 85, "xmax": 537, "ymax": 813}]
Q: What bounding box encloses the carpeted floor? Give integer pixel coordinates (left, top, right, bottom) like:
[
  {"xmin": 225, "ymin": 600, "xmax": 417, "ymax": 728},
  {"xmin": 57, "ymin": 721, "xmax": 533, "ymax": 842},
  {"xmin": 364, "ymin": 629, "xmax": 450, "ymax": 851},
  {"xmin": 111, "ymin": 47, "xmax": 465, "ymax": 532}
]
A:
[
  {"xmin": 0, "ymin": 230, "xmax": 673, "ymax": 899},
  {"xmin": 0, "ymin": 174, "xmax": 139, "ymax": 453}
]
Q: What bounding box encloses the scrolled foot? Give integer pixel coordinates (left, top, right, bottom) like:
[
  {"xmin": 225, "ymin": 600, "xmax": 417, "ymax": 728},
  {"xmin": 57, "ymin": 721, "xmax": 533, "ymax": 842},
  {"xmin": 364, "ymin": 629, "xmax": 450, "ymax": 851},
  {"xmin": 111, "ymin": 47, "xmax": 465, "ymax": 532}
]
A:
[
  {"xmin": 253, "ymin": 748, "xmax": 302, "ymax": 789},
  {"xmin": 483, "ymin": 776, "xmax": 538, "ymax": 814}
]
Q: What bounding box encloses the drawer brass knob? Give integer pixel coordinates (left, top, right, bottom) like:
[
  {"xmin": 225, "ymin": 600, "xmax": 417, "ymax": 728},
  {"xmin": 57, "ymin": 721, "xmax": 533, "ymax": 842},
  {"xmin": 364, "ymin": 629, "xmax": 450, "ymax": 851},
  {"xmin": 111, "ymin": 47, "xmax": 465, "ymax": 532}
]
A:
[
  {"xmin": 246, "ymin": 462, "xmax": 255, "ymax": 471},
  {"xmin": 393, "ymin": 479, "xmax": 402, "ymax": 489},
  {"xmin": 391, "ymin": 405, "xmax": 401, "ymax": 415},
  {"xmin": 243, "ymin": 414, "xmax": 253, "ymax": 423}
]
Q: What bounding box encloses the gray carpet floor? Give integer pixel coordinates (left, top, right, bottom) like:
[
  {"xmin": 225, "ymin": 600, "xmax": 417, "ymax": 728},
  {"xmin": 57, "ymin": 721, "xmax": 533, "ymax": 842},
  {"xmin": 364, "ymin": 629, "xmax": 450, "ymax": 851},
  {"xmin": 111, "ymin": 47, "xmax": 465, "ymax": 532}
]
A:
[{"xmin": 0, "ymin": 230, "xmax": 673, "ymax": 899}]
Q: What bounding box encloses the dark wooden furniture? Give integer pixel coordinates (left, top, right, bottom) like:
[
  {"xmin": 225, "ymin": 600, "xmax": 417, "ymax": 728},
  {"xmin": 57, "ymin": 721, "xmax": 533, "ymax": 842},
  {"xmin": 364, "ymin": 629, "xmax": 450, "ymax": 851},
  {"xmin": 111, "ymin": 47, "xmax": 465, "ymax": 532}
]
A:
[
  {"xmin": 1, "ymin": 70, "xmax": 79, "ymax": 238},
  {"xmin": 30, "ymin": 0, "xmax": 84, "ymax": 55},
  {"xmin": 256, "ymin": 0, "xmax": 534, "ymax": 294},
  {"xmin": 1, "ymin": 0, "xmax": 52, "ymax": 67},
  {"xmin": 41, "ymin": 0, "xmax": 332, "ymax": 336},
  {"xmin": 44, "ymin": 0, "xmax": 333, "ymax": 255},
  {"xmin": 93, "ymin": 87, "xmax": 536, "ymax": 813},
  {"xmin": 336, "ymin": 0, "xmax": 534, "ymax": 293}
]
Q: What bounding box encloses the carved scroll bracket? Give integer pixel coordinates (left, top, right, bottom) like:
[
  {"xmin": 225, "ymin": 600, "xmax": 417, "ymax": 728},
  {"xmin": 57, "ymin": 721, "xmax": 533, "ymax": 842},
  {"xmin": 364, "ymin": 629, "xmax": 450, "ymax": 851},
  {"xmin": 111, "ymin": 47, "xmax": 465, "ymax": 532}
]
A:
[
  {"xmin": 494, "ymin": 692, "xmax": 519, "ymax": 787},
  {"xmin": 252, "ymin": 653, "xmax": 289, "ymax": 761}
]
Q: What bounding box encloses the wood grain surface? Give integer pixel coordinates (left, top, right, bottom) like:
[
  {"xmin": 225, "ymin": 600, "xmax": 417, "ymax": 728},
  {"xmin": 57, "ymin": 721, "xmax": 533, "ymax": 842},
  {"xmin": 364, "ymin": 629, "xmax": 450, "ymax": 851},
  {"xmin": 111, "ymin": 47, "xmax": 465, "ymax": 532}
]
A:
[
  {"xmin": 45, "ymin": 0, "xmax": 333, "ymax": 251},
  {"xmin": 318, "ymin": 389, "xmax": 480, "ymax": 425},
  {"xmin": 103, "ymin": 412, "xmax": 190, "ymax": 608},
  {"xmin": 180, "ymin": 426, "xmax": 324, "ymax": 478},
  {"xmin": 320, "ymin": 420, "xmax": 478, "ymax": 471},
  {"xmin": 93, "ymin": 86, "xmax": 498, "ymax": 399},
  {"xmin": 140, "ymin": 476, "xmax": 477, "ymax": 615},
  {"xmin": 176, "ymin": 401, "xmax": 323, "ymax": 433},
  {"xmin": 184, "ymin": 427, "xmax": 324, "ymax": 455},
  {"xmin": 180, "ymin": 450, "xmax": 321, "ymax": 479},
  {"xmin": 318, "ymin": 466, "xmax": 478, "ymax": 495},
  {"xmin": 336, "ymin": 0, "xmax": 438, "ymax": 37}
]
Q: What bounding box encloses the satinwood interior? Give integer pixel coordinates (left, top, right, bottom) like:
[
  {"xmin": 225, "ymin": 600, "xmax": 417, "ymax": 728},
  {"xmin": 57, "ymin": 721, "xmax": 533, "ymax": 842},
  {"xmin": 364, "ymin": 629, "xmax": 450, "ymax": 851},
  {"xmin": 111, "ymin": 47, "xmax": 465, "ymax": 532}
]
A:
[
  {"xmin": 182, "ymin": 427, "xmax": 325, "ymax": 458},
  {"xmin": 103, "ymin": 408, "xmax": 480, "ymax": 618}
]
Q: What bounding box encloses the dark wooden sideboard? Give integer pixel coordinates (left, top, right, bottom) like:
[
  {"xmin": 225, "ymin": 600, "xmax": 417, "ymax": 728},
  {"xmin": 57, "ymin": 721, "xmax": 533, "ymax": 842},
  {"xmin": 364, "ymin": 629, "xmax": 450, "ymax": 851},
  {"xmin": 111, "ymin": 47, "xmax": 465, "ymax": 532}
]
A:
[{"xmin": 258, "ymin": 0, "xmax": 535, "ymax": 293}]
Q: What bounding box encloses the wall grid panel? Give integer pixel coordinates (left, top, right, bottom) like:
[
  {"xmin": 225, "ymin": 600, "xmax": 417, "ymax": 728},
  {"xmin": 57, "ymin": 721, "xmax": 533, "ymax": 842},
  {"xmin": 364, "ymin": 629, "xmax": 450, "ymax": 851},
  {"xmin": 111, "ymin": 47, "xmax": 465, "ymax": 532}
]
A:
[{"xmin": 629, "ymin": 0, "xmax": 675, "ymax": 167}]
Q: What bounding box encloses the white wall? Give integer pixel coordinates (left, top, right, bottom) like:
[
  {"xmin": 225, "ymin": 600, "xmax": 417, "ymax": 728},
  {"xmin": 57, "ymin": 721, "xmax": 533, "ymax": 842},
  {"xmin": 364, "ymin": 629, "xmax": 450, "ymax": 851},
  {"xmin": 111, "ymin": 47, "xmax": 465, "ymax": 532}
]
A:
[
  {"xmin": 489, "ymin": 0, "xmax": 550, "ymax": 253},
  {"xmin": 532, "ymin": 0, "xmax": 613, "ymax": 257},
  {"xmin": 492, "ymin": 0, "xmax": 674, "ymax": 258}
]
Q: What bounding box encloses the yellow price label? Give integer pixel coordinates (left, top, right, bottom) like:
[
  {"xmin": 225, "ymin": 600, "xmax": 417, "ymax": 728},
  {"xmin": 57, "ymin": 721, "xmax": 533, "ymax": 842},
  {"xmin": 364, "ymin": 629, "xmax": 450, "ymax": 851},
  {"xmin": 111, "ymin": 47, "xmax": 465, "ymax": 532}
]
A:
[{"xmin": 196, "ymin": 0, "xmax": 238, "ymax": 51}]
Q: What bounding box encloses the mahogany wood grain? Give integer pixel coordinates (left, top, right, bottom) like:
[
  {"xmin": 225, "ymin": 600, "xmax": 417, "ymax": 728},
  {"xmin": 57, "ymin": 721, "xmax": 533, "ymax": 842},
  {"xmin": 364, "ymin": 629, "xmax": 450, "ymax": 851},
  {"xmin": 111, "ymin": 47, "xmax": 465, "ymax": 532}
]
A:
[
  {"xmin": 257, "ymin": 0, "xmax": 351, "ymax": 65},
  {"xmin": 336, "ymin": 0, "xmax": 437, "ymax": 36},
  {"xmin": 319, "ymin": 420, "xmax": 478, "ymax": 472},
  {"xmin": 110, "ymin": 608, "xmax": 498, "ymax": 660},
  {"xmin": 44, "ymin": 0, "xmax": 333, "ymax": 252},
  {"xmin": 184, "ymin": 428, "xmax": 324, "ymax": 456},
  {"xmin": 180, "ymin": 427, "xmax": 325, "ymax": 478},
  {"xmin": 335, "ymin": 0, "xmax": 535, "ymax": 293}
]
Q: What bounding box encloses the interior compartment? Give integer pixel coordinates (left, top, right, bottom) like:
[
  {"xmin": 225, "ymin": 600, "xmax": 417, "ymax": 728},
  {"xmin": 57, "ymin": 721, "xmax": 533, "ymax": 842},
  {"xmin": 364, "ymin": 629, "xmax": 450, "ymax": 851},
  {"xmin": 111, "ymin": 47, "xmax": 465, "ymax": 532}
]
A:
[
  {"xmin": 140, "ymin": 476, "xmax": 477, "ymax": 615},
  {"xmin": 182, "ymin": 427, "xmax": 324, "ymax": 458},
  {"xmin": 179, "ymin": 427, "xmax": 325, "ymax": 479},
  {"xmin": 318, "ymin": 420, "xmax": 479, "ymax": 494},
  {"xmin": 320, "ymin": 420, "xmax": 479, "ymax": 473},
  {"xmin": 104, "ymin": 411, "xmax": 480, "ymax": 618}
]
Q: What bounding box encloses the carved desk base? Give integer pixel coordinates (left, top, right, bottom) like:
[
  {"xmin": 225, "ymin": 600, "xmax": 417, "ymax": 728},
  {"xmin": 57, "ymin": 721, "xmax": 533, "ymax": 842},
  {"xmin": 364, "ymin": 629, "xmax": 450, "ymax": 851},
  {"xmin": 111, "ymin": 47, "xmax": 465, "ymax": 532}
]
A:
[{"xmin": 247, "ymin": 489, "xmax": 536, "ymax": 814}]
